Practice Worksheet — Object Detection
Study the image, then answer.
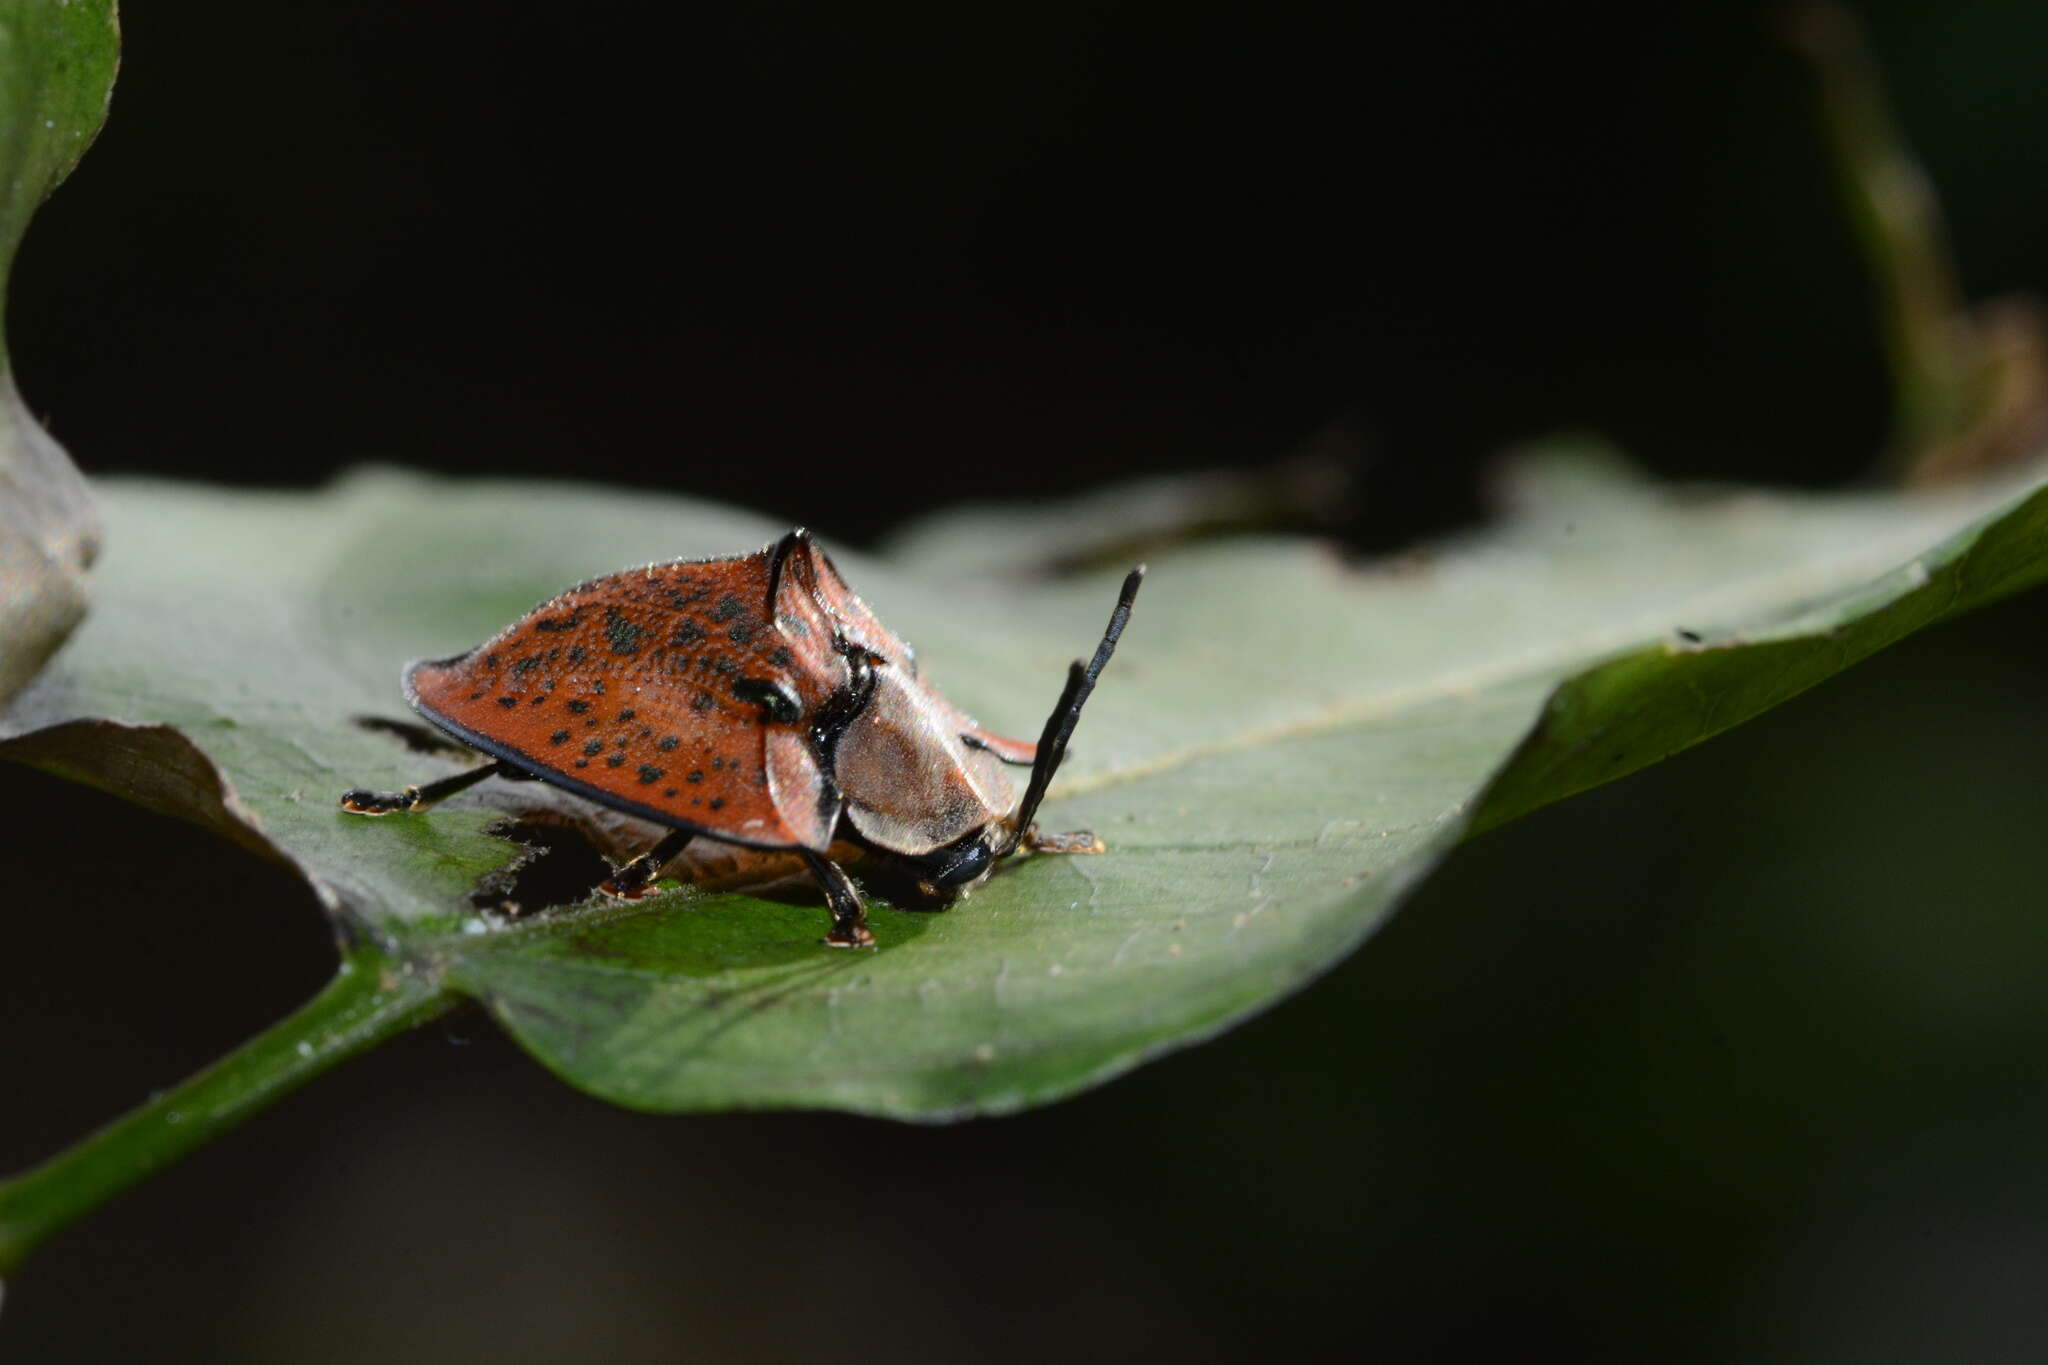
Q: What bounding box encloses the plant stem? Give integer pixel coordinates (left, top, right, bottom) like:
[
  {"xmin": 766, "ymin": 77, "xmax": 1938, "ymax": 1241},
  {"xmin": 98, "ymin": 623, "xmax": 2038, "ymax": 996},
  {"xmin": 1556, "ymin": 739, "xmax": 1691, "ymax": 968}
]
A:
[
  {"xmin": 1790, "ymin": 0, "xmax": 1975, "ymax": 468},
  {"xmin": 0, "ymin": 946, "xmax": 457, "ymax": 1279},
  {"xmin": 1780, "ymin": 0, "xmax": 2048, "ymax": 485}
]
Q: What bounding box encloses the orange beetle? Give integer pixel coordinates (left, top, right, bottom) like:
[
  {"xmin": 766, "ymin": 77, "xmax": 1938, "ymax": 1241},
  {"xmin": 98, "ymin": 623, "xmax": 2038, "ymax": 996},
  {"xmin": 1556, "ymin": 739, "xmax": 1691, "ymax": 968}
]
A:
[{"xmin": 342, "ymin": 530, "xmax": 1142, "ymax": 946}]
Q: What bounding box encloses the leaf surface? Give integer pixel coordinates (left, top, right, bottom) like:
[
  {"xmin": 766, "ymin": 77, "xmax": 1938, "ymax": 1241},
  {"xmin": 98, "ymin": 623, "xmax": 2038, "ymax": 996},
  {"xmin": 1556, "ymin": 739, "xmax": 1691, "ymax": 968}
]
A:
[{"xmin": 6, "ymin": 449, "xmax": 2046, "ymax": 1117}]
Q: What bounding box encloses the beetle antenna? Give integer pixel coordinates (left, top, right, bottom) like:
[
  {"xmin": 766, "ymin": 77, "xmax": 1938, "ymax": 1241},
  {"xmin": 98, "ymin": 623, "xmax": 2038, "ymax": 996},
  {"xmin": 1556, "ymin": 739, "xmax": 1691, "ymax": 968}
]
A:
[{"xmin": 1004, "ymin": 566, "xmax": 1145, "ymax": 852}]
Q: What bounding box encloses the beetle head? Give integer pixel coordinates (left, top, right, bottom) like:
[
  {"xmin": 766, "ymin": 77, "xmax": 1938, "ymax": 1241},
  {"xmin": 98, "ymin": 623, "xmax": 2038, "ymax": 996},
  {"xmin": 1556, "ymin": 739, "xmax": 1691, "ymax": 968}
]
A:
[{"xmin": 863, "ymin": 827, "xmax": 1000, "ymax": 911}]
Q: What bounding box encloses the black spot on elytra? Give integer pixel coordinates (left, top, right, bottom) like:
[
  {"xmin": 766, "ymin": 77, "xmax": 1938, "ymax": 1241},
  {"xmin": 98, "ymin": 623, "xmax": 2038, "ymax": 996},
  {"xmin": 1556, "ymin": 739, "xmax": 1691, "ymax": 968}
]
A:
[
  {"xmin": 691, "ymin": 692, "xmax": 715, "ymax": 713},
  {"xmin": 664, "ymin": 787, "xmax": 677, "ymax": 797},
  {"xmin": 732, "ymin": 677, "xmax": 801, "ymax": 723},
  {"xmin": 769, "ymin": 646, "xmax": 793, "ymax": 668},
  {"xmin": 533, "ymin": 612, "xmax": 582, "ymax": 632},
  {"xmin": 568, "ymin": 645, "xmax": 588, "ymax": 665},
  {"xmin": 497, "ymin": 696, "xmax": 520, "ymax": 709},
  {"xmin": 658, "ymin": 735, "xmax": 679, "ymax": 751},
  {"xmin": 567, "ymin": 700, "xmax": 590, "ymax": 715},
  {"xmin": 637, "ymin": 765, "xmax": 663, "ymax": 784},
  {"xmin": 709, "ymin": 797, "xmax": 726, "ymax": 811},
  {"xmin": 687, "ymin": 770, "xmax": 703, "ymax": 783},
  {"xmin": 618, "ymin": 707, "xmax": 636, "ymax": 722},
  {"xmin": 468, "ymin": 690, "xmax": 486, "ymax": 701},
  {"xmin": 606, "ymin": 753, "xmax": 625, "ymax": 768},
  {"xmin": 604, "ymin": 607, "xmax": 645, "ymax": 656},
  {"xmin": 550, "ymin": 729, "xmax": 571, "ymax": 744},
  {"xmin": 711, "ymin": 593, "xmax": 745, "ymax": 623},
  {"xmin": 574, "ymin": 758, "xmax": 589, "ymax": 768},
  {"xmin": 511, "ymin": 655, "xmax": 543, "ymax": 678},
  {"xmin": 593, "ymin": 680, "xmax": 607, "ymax": 695},
  {"xmin": 711, "ymin": 756, "xmax": 725, "ymax": 770},
  {"xmin": 583, "ymin": 738, "xmax": 604, "ymax": 756},
  {"xmin": 670, "ymin": 620, "xmax": 705, "ymax": 646},
  {"xmin": 484, "ymin": 652, "xmax": 500, "ymax": 669},
  {"xmin": 727, "ymin": 621, "xmax": 755, "ymax": 644}
]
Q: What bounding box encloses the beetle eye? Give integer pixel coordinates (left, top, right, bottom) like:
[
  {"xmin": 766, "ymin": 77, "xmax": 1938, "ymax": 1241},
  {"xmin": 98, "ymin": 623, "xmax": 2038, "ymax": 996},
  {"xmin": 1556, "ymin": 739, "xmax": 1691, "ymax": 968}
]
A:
[{"xmin": 731, "ymin": 677, "xmax": 802, "ymax": 723}]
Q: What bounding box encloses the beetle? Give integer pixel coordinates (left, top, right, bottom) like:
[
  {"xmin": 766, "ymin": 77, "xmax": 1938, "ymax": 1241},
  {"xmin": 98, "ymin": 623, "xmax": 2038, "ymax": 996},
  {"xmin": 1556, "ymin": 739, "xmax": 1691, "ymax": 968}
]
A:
[{"xmin": 340, "ymin": 529, "xmax": 1142, "ymax": 947}]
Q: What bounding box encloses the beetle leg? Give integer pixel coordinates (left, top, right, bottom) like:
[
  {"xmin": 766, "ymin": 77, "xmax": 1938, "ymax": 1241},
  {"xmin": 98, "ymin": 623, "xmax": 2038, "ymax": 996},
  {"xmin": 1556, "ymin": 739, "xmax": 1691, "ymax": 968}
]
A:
[
  {"xmin": 803, "ymin": 851, "xmax": 876, "ymax": 948},
  {"xmin": 340, "ymin": 760, "xmax": 512, "ymax": 815},
  {"xmin": 1020, "ymin": 825, "xmax": 1107, "ymax": 856},
  {"xmin": 598, "ymin": 828, "xmax": 695, "ymax": 900}
]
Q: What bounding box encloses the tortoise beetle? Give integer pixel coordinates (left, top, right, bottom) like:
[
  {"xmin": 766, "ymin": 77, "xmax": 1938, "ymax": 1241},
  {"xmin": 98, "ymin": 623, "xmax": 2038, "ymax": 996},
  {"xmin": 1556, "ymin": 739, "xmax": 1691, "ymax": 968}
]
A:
[{"xmin": 341, "ymin": 530, "xmax": 1142, "ymax": 947}]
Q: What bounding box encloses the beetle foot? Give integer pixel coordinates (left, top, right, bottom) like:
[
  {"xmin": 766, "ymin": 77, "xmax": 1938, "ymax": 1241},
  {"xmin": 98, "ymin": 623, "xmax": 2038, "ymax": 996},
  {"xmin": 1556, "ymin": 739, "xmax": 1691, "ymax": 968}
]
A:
[
  {"xmin": 597, "ymin": 874, "xmax": 662, "ymax": 901},
  {"xmin": 823, "ymin": 922, "xmax": 876, "ymax": 949},
  {"xmin": 1022, "ymin": 826, "xmax": 1106, "ymax": 856},
  {"xmin": 340, "ymin": 787, "xmax": 419, "ymax": 815}
]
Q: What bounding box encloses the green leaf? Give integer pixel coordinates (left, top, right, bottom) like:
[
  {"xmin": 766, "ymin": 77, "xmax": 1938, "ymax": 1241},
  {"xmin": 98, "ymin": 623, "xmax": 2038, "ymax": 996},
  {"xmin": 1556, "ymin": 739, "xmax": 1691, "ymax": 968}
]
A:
[
  {"xmin": 6, "ymin": 448, "xmax": 2047, "ymax": 1119},
  {"xmin": 0, "ymin": 0, "xmax": 117, "ymax": 707}
]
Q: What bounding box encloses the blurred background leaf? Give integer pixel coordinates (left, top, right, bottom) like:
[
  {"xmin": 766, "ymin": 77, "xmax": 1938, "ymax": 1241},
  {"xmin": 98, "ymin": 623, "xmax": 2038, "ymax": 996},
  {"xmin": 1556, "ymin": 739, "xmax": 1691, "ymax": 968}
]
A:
[{"xmin": 0, "ymin": 0, "xmax": 116, "ymax": 706}]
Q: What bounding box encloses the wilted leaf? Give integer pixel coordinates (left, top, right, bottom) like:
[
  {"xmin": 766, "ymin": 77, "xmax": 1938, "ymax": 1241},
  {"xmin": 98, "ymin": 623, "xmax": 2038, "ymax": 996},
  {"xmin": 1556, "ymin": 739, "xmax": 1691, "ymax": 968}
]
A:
[
  {"xmin": 5, "ymin": 449, "xmax": 2046, "ymax": 1117},
  {"xmin": 0, "ymin": 0, "xmax": 119, "ymax": 706}
]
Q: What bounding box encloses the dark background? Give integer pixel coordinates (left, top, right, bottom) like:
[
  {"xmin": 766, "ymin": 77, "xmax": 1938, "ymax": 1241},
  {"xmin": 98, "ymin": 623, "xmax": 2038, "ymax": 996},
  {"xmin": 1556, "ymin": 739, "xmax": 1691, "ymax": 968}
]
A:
[{"xmin": 6, "ymin": 0, "xmax": 2048, "ymax": 1359}]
